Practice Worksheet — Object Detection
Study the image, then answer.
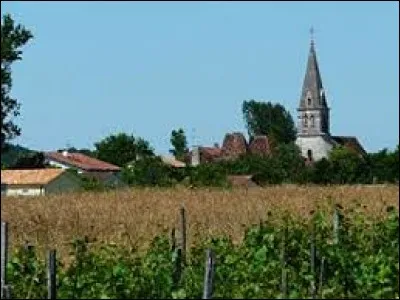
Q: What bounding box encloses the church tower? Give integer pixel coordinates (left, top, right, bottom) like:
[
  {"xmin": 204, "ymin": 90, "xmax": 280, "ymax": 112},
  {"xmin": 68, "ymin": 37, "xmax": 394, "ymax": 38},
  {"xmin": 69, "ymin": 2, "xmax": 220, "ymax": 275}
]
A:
[
  {"xmin": 297, "ymin": 31, "xmax": 330, "ymax": 136},
  {"xmin": 295, "ymin": 29, "xmax": 336, "ymax": 161}
]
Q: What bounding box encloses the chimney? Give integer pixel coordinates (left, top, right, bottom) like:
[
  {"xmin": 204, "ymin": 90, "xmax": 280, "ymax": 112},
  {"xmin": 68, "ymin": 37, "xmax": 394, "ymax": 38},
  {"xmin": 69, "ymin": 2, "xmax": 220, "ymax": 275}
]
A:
[{"xmin": 191, "ymin": 146, "xmax": 200, "ymax": 166}]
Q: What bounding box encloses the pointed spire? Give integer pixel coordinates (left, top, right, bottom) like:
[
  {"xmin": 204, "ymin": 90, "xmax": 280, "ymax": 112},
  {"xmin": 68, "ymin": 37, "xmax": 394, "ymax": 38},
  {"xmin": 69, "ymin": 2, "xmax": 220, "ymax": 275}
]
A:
[
  {"xmin": 299, "ymin": 27, "xmax": 325, "ymax": 109},
  {"xmin": 310, "ymin": 26, "xmax": 315, "ymax": 46}
]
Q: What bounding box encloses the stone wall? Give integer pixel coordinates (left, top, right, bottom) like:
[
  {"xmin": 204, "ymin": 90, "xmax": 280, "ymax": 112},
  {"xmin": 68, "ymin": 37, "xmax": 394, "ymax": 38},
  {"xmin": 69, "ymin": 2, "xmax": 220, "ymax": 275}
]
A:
[{"xmin": 295, "ymin": 135, "xmax": 335, "ymax": 161}]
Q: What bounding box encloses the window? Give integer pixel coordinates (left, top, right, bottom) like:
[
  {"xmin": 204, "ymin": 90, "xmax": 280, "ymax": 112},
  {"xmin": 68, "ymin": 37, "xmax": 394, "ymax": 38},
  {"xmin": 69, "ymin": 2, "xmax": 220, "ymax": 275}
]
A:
[
  {"xmin": 307, "ymin": 149, "xmax": 313, "ymax": 161},
  {"xmin": 310, "ymin": 115, "xmax": 315, "ymax": 127},
  {"xmin": 303, "ymin": 115, "xmax": 308, "ymax": 127},
  {"xmin": 308, "ymin": 98, "xmax": 312, "ymax": 106},
  {"xmin": 320, "ymin": 89, "xmax": 325, "ymax": 104}
]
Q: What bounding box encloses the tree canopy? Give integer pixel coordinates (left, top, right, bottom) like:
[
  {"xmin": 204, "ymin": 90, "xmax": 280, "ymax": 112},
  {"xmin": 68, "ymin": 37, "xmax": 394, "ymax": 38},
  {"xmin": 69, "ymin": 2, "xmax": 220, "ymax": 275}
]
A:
[
  {"xmin": 169, "ymin": 128, "xmax": 188, "ymax": 161},
  {"xmin": 94, "ymin": 133, "xmax": 154, "ymax": 167},
  {"xmin": 242, "ymin": 100, "xmax": 296, "ymax": 145},
  {"xmin": 9, "ymin": 151, "xmax": 47, "ymax": 169},
  {"xmin": 1, "ymin": 14, "xmax": 33, "ymax": 150}
]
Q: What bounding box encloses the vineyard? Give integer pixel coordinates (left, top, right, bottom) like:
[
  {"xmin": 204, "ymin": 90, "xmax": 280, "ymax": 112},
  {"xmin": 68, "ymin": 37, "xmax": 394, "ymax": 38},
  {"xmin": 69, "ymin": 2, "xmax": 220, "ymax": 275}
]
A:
[{"xmin": 1, "ymin": 185, "xmax": 399, "ymax": 299}]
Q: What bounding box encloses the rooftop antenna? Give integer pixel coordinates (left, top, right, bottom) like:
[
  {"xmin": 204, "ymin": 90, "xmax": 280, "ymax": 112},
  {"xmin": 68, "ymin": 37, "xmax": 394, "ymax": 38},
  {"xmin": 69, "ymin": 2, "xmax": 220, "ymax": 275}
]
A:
[
  {"xmin": 310, "ymin": 26, "xmax": 315, "ymax": 43},
  {"xmin": 191, "ymin": 127, "xmax": 199, "ymax": 148}
]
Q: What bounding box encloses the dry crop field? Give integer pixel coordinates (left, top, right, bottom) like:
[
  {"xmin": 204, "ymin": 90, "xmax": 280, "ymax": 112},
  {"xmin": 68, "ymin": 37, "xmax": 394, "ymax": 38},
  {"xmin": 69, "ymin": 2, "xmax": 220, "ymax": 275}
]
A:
[{"xmin": 1, "ymin": 185, "xmax": 399, "ymax": 258}]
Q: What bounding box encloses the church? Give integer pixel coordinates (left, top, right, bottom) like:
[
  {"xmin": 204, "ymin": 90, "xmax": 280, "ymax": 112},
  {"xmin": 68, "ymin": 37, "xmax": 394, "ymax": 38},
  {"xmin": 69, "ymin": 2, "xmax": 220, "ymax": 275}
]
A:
[
  {"xmin": 295, "ymin": 34, "xmax": 366, "ymax": 162},
  {"xmin": 189, "ymin": 33, "xmax": 366, "ymax": 166}
]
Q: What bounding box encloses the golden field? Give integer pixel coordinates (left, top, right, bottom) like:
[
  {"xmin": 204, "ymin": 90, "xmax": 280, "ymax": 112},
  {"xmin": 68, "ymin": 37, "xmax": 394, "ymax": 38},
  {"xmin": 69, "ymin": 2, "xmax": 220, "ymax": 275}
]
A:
[{"xmin": 1, "ymin": 185, "xmax": 399, "ymax": 259}]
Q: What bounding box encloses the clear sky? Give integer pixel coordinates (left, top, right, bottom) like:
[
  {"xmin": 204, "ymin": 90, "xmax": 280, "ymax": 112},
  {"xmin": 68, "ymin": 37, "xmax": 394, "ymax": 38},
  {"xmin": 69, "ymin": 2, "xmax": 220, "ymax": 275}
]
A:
[{"xmin": 1, "ymin": 1, "xmax": 399, "ymax": 154}]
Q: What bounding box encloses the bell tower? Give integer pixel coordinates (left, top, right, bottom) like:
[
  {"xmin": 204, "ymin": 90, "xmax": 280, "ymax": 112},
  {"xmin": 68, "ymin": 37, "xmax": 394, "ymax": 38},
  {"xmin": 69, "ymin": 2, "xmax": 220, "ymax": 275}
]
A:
[{"xmin": 295, "ymin": 28, "xmax": 336, "ymax": 162}]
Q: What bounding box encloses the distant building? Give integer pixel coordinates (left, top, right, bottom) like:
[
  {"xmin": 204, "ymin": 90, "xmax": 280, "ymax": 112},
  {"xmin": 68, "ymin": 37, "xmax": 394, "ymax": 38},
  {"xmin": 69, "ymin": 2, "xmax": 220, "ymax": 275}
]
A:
[
  {"xmin": 1, "ymin": 168, "xmax": 81, "ymax": 196},
  {"xmin": 160, "ymin": 155, "xmax": 186, "ymax": 168},
  {"xmin": 188, "ymin": 33, "xmax": 366, "ymax": 165},
  {"xmin": 189, "ymin": 132, "xmax": 272, "ymax": 166},
  {"xmin": 44, "ymin": 151, "xmax": 124, "ymax": 187},
  {"xmin": 295, "ymin": 35, "xmax": 366, "ymax": 162}
]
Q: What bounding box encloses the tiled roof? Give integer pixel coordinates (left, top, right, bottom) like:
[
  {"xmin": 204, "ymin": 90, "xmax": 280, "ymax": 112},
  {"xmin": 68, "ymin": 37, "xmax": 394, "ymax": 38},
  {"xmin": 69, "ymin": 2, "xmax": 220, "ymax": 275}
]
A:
[
  {"xmin": 201, "ymin": 147, "xmax": 222, "ymax": 156},
  {"xmin": 221, "ymin": 132, "xmax": 248, "ymax": 158},
  {"xmin": 1, "ymin": 168, "xmax": 66, "ymax": 185},
  {"xmin": 249, "ymin": 135, "xmax": 271, "ymax": 156},
  {"xmin": 199, "ymin": 147, "xmax": 223, "ymax": 163},
  {"xmin": 332, "ymin": 136, "xmax": 366, "ymax": 155},
  {"xmin": 45, "ymin": 152, "xmax": 121, "ymax": 172}
]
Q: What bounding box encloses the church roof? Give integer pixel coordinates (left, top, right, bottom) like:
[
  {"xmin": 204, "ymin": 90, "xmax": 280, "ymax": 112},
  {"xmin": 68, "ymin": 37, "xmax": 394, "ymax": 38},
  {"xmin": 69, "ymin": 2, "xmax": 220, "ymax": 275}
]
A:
[
  {"xmin": 299, "ymin": 38, "xmax": 326, "ymax": 109},
  {"xmin": 332, "ymin": 136, "xmax": 366, "ymax": 156}
]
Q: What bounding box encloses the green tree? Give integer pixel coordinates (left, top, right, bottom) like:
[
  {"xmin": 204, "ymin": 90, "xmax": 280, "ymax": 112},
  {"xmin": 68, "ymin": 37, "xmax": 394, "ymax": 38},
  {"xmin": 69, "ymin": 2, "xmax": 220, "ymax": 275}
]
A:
[
  {"xmin": 310, "ymin": 157, "xmax": 333, "ymax": 184},
  {"xmin": 1, "ymin": 14, "xmax": 33, "ymax": 150},
  {"xmin": 10, "ymin": 151, "xmax": 46, "ymax": 169},
  {"xmin": 94, "ymin": 133, "xmax": 154, "ymax": 167},
  {"xmin": 188, "ymin": 163, "xmax": 228, "ymax": 187},
  {"xmin": 393, "ymin": 144, "xmax": 399, "ymax": 182},
  {"xmin": 328, "ymin": 146, "xmax": 371, "ymax": 184},
  {"xmin": 121, "ymin": 156, "xmax": 174, "ymax": 187},
  {"xmin": 169, "ymin": 128, "xmax": 188, "ymax": 161},
  {"xmin": 57, "ymin": 147, "xmax": 96, "ymax": 157},
  {"xmin": 368, "ymin": 144, "xmax": 399, "ymax": 183},
  {"xmin": 242, "ymin": 100, "xmax": 296, "ymax": 145},
  {"xmin": 273, "ymin": 142, "xmax": 306, "ymax": 183}
]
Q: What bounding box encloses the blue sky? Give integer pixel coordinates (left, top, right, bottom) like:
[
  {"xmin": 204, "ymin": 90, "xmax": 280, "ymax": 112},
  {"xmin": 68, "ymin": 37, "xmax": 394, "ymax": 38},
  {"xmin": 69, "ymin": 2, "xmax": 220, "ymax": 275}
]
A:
[{"xmin": 1, "ymin": 1, "xmax": 399, "ymax": 154}]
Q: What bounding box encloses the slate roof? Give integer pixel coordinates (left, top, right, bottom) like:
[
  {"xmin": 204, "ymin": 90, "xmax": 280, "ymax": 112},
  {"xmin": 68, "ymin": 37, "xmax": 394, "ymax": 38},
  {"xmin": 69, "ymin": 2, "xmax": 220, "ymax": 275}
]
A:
[
  {"xmin": 332, "ymin": 136, "xmax": 366, "ymax": 155},
  {"xmin": 299, "ymin": 39, "xmax": 327, "ymax": 109}
]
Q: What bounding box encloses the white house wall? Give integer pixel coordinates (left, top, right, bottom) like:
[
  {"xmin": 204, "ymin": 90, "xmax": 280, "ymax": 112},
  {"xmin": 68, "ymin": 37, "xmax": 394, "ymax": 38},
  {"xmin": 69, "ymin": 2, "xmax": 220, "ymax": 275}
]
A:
[
  {"xmin": 3, "ymin": 184, "xmax": 44, "ymax": 197},
  {"xmin": 2, "ymin": 174, "xmax": 81, "ymax": 197}
]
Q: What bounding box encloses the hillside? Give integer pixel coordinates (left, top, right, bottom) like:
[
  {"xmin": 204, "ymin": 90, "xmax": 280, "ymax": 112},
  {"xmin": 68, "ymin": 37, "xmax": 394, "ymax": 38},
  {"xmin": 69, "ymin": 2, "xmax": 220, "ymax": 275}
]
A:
[{"xmin": 1, "ymin": 144, "xmax": 35, "ymax": 167}]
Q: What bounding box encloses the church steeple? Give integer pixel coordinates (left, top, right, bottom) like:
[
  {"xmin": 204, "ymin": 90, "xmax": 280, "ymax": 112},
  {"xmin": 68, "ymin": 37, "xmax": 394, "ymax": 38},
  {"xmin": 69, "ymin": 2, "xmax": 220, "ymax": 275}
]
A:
[{"xmin": 297, "ymin": 28, "xmax": 330, "ymax": 136}]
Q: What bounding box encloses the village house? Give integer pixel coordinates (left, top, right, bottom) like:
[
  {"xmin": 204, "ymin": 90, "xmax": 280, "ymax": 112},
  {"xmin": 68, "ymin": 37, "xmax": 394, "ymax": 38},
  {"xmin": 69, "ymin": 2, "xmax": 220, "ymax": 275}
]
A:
[
  {"xmin": 44, "ymin": 151, "xmax": 124, "ymax": 187},
  {"xmin": 1, "ymin": 168, "xmax": 81, "ymax": 196}
]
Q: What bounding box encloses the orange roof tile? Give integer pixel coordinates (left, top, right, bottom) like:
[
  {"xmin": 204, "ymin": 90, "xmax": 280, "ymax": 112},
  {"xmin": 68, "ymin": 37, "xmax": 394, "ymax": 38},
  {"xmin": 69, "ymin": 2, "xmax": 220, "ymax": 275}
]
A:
[
  {"xmin": 45, "ymin": 152, "xmax": 121, "ymax": 171},
  {"xmin": 1, "ymin": 169, "xmax": 66, "ymax": 185},
  {"xmin": 200, "ymin": 147, "xmax": 223, "ymax": 157}
]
